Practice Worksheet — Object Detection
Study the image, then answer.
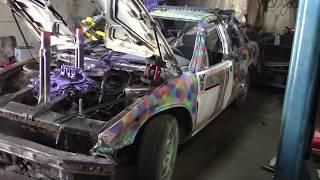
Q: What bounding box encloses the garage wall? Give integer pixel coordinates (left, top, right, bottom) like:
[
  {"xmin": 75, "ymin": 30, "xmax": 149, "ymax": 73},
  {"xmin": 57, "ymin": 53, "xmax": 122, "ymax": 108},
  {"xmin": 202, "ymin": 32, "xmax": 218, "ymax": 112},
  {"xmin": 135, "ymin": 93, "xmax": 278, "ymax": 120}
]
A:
[
  {"xmin": 0, "ymin": 0, "xmax": 96, "ymax": 51},
  {"xmin": 0, "ymin": 0, "xmax": 296, "ymax": 49},
  {"xmin": 0, "ymin": 5, "xmax": 38, "ymax": 49},
  {"xmin": 176, "ymin": 0, "xmax": 296, "ymax": 34},
  {"xmin": 263, "ymin": 1, "xmax": 296, "ymax": 33},
  {"xmin": 247, "ymin": 0, "xmax": 296, "ymax": 33}
]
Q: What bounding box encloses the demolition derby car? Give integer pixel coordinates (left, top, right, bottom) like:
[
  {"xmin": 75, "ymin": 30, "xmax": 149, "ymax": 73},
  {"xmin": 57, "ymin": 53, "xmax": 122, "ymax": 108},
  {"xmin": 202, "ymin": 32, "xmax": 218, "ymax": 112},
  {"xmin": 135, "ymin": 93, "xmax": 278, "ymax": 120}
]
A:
[{"xmin": 0, "ymin": 0, "xmax": 256, "ymax": 180}]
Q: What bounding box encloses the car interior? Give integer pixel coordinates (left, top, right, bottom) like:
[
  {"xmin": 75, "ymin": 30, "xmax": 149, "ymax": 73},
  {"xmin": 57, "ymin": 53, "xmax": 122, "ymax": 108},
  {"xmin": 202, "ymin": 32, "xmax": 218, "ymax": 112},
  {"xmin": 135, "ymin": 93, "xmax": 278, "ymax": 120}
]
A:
[
  {"xmin": 175, "ymin": 35, "xmax": 197, "ymax": 60},
  {"xmin": 206, "ymin": 28, "xmax": 224, "ymax": 67}
]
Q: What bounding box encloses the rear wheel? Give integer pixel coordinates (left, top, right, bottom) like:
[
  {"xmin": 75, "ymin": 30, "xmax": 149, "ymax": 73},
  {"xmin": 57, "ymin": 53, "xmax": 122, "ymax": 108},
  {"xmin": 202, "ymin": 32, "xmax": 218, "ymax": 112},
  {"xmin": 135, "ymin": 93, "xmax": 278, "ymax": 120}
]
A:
[
  {"xmin": 137, "ymin": 114, "xmax": 179, "ymax": 180},
  {"xmin": 235, "ymin": 72, "xmax": 250, "ymax": 107}
]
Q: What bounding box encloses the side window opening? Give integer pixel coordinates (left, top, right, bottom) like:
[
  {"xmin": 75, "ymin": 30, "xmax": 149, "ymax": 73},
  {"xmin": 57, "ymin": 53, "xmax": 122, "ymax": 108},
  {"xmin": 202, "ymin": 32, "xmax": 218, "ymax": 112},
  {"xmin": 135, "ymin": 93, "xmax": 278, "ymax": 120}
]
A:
[
  {"xmin": 229, "ymin": 27, "xmax": 241, "ymax": 48},
  {"xmin": 155, "ymin": 18, "xmax": 197, "ymax": 62},
  {"xmin": 175, "ymin": 35, "xmax": 197, "ymax": 60},
  {"xmin": 206, "ymin": 26, "xmax": 224, "ymax": 67}
]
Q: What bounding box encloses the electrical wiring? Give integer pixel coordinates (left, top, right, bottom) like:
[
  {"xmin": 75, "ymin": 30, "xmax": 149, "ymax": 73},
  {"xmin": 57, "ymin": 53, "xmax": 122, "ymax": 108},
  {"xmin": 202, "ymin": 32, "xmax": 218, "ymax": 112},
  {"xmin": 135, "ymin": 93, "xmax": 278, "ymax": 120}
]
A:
[
  {"xmin": 280, "ymin": 3, "xmax": 289, "ymax": 16},
  {"xmin": 88, "ymin": 71, "xmax": 133, "ymax": 118},
  {"xmin": 256, "ymin": 1, "xmax": 266, "ymax": 29},
  {"xmin": 256, "ymin": 0, "xmax": 297, "ymax": 29},
  {"xmin": 269, "ymin": 0, "xmax": 277, "ymax": 8},
  {"xmin": 288, "ymin": 6, "xmax": 297, "ymax": 27},
  {"xmin": 103, "ymin": 71, "xmax": 132, "ymax": 112},
  {"xmin": 269, "ymin": 0, "xmax": 283, "ymax": 9},
  {"xmin": 267, "ymin": 0, "xmax": 297, "ymax": 17}
]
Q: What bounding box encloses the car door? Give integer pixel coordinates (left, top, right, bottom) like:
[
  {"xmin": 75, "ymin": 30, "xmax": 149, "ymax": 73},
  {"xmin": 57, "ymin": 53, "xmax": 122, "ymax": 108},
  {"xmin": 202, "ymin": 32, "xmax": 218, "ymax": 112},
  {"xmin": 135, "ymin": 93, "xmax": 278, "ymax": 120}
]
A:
[{"xmin": 195, "ymin": 23, "xmax": 233, "ymax": 129}]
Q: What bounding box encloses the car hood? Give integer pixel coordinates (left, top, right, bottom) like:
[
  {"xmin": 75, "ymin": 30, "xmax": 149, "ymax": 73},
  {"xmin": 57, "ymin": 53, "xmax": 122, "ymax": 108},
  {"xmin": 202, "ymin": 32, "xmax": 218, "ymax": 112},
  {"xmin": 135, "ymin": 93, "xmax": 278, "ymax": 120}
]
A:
[
  {"xmin": 1, "ymin": 0, "xmax": 75, "ymax": 48},
  {"xmin": 2, "ymin": 0, "xmax": 181, "ymax": 73},
  {"xmin": 100, "ymin": 0, "xmax": 181, "ymax": 74}
]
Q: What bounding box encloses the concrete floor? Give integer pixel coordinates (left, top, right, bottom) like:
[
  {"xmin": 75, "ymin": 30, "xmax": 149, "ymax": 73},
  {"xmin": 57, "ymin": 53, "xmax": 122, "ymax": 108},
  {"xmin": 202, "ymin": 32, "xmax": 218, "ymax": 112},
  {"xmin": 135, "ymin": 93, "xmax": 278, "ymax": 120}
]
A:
[
  {"xmin": 0, "ymin": 86, "xmax": 283, "ymax": 180},
  {"xmin": 173, "ymin": 86, "xmax": 282, "ymax": 180}
]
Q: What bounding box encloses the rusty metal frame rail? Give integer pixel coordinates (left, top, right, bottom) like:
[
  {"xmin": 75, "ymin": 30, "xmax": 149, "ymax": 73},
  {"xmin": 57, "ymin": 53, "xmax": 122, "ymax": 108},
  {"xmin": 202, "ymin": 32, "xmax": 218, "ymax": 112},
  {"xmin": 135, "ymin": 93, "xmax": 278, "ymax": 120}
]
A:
[{"xmin": 0, "ymin": 133, "xmax": 114, "ymax": 178}]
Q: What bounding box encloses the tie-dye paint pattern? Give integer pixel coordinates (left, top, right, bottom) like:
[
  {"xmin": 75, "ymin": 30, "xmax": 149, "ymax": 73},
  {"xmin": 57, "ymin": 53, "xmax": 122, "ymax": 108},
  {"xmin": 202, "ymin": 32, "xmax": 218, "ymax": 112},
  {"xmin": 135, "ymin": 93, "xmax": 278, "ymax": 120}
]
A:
[
  {"xmin": 97, "ymin": 73, "xmax": 198, "ymax": 152},
  {"xmin": 190, "ymin": 16, "xmax": 217, "ymax": 73},
  {"xmin": 95, "ymin": 11, "xmax": 252, "ymax": 155},
  {"xmin": 205, "ymin": 71, "xmax": 225, "ymax": 90},
  {"xmin": 190, "ymin": 35, "xmax": 206, "ymax": 73}
]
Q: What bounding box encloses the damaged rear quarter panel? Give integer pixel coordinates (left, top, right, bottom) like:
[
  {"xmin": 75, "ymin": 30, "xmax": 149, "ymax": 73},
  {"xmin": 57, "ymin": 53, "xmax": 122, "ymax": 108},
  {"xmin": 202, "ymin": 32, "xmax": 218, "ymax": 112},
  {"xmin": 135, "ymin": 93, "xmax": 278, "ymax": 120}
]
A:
[{"xmin": 97, "ymin": 73, "xmax": 198, "ymax": 151}]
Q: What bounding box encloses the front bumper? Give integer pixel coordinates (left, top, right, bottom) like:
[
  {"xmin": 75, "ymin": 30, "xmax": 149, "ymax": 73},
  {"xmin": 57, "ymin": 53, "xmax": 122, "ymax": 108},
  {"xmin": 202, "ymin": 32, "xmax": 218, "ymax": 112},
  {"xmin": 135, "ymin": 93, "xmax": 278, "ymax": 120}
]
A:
[{"xmin": 0, "ymin": 133, "xmax": 114, "ymax": 179}]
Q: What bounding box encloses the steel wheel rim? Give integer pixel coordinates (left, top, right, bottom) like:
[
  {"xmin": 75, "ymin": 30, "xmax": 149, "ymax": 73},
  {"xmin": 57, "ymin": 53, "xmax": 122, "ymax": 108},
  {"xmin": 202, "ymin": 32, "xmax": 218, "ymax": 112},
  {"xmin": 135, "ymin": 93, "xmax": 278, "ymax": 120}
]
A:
[
  {"xmin": 161, "ymin": 129, "xmax": 176, "ymax": 179},
  {"xmin": 240, "ymin": 76, "xmax": 249, "ymax": 100}
]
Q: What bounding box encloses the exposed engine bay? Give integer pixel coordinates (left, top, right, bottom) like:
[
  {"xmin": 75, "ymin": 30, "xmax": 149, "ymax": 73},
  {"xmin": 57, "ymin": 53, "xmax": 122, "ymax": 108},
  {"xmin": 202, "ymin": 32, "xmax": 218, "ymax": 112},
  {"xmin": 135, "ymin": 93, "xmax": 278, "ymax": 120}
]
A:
[
  {"xmin": 0, "ymin": 0, "xmax": 191, "ymax": 160},
  {"xmin": 0, "ymin": 32, "xmax": 166, "ymax": 155}
]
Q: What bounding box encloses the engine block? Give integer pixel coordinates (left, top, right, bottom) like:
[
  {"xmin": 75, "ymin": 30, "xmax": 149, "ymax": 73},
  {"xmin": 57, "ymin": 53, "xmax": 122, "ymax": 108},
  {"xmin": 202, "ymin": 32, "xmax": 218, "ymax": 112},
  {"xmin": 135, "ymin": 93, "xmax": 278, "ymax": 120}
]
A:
[{"xmin": 32, "ymin": 65, "xmax": 96, "ymax": 100}]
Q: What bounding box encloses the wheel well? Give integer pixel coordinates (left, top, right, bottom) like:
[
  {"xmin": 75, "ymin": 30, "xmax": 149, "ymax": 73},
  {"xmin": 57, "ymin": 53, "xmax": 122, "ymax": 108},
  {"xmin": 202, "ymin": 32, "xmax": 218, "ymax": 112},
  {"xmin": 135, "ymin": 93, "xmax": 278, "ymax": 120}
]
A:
[
  {"xmin": 122, "ymin": 107, "xmax": 193, "ymax": 163},
  {"xmin": 135, "ymin": 107, "xmax": 193, "ymax": 144},
  {"xmin": 161, "ymin": 107, "xmax": 193, "ymax": 142}
]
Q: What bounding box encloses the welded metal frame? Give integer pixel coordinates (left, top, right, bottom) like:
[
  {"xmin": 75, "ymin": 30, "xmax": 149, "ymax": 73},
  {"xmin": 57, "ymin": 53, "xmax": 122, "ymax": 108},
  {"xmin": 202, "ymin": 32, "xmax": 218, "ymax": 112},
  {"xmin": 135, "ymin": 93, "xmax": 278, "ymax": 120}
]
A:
[
  {"xmin": 275, "ymin": 0, "xmax": 320, "ymax": 180},
  {"xmin": 75, "ymin": 28, "xmax": 84, "ymax": 69},
  {"xmin": 38, "ymin": 31, "xmax": 51, "ymax": 104},
  {"xmin": 0, "ymin": 132, "xmax": 114, "ymax": 179}
]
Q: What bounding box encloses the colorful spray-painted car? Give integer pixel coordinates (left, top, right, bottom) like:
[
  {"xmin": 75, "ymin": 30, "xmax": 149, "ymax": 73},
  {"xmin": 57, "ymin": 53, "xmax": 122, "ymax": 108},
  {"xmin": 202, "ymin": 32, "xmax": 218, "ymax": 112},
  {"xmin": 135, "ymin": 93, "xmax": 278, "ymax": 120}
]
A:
[{"xmin": 0, "ymin": 0, "xmax": 254, "ymax": 180}]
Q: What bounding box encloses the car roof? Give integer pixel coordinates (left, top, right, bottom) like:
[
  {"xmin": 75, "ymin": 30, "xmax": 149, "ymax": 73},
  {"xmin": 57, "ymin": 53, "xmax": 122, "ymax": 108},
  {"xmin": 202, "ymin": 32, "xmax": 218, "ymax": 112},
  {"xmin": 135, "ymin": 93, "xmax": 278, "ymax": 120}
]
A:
[{"xmin": 150, "ymin": 6, "xmax": 217, "ymax": 23}]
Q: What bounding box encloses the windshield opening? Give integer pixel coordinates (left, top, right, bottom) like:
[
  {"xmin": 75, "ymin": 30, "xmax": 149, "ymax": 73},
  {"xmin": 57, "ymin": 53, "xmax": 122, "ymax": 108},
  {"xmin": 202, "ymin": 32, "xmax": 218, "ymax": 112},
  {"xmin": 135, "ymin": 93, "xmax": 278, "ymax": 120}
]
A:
[{"xmin": 154, "ymin": 18, "xmax": 197, "ymax": 64}]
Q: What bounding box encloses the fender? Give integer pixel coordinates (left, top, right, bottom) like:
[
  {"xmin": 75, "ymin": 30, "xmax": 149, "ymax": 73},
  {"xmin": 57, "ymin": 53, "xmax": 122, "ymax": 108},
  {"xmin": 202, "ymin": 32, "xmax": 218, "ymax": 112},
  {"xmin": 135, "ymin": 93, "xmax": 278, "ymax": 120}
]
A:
[{"xmin": 95, "ymin": 73, "xmax": 199, "ymax": 154}]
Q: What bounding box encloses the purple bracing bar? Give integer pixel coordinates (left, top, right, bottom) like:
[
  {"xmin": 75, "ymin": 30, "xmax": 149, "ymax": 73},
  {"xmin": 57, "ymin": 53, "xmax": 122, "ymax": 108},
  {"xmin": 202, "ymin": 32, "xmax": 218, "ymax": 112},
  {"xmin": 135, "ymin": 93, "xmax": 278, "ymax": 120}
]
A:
[
  {"xmin": 75, "ymin": 28, "xmax": 84, "ymax": 69},
  {"xmin": 38, "ymin": 31, "xmax": 51, "ymax": 104}
]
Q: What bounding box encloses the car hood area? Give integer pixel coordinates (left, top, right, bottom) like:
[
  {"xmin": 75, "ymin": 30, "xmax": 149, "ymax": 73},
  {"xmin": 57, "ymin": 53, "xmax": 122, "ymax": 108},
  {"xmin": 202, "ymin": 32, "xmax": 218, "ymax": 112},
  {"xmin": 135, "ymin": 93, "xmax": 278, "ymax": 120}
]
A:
[
  {"xmin": 2, "ymin": 0, "xmax": 75, "ymax": 48},
  {"xmin": 100, "ymin": 0, "xmax": 181, "ymax": 73},
  {"xmin": 1, "ymin": 0, "xmax": 181, "ymax": 73}
]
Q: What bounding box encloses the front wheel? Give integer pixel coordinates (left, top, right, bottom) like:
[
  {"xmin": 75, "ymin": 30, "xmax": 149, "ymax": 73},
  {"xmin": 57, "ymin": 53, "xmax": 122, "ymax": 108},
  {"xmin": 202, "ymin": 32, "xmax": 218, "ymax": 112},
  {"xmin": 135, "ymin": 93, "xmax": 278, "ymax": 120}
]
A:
[{"xmin": 137, "ymin": 114, "xmax": 179, "ymax": 180}]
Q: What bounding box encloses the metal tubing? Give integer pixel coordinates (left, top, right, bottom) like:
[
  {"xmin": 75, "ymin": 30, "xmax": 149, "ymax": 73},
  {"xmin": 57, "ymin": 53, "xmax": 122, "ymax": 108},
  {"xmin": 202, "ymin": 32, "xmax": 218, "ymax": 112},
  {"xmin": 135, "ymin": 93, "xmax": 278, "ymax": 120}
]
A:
[
  {"xmin": 275, "ymin": 1, "xmax": 320, "ymax": 180},
  {"xmin": 75, "ymin": 28, "xmax": 84, "ymax": 69},
  {"xmin": 38, "ymin": 31, "xmax": 51, "ymax": 104},
  {"xmin": 79, "ymin": 98, "xmax": 83, "ymax": 117}
]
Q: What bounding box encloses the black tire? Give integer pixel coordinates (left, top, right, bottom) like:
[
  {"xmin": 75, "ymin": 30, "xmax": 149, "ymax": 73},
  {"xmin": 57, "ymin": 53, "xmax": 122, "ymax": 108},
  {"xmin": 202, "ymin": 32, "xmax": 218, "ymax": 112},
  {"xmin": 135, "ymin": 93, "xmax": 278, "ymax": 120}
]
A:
[
  {"xmin": 248, "ymin": 41, "xmax": 260, "ymax": 67},
  {"xmin": 234, "ymin": 72, "xmax": 250, "ymax": 107},
  {"xmin": 137, "ymin": 114, "xmax": 179, "ymax": 180}
]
